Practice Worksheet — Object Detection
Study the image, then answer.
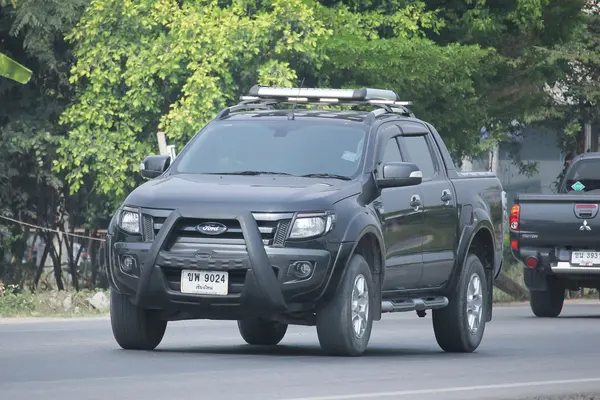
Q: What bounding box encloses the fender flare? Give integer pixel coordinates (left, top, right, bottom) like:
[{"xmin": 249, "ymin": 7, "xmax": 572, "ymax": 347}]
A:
[
  {"xmin": 322, "ymin": 211, "xmax": 386, "ymax": 318},
  {"xmin": 447, "ymin": 207, "xmax": 496, "ymax": 292},
  {"xmin": 340, "ymin": 211, "xmax": 386, "ymax": 277}
]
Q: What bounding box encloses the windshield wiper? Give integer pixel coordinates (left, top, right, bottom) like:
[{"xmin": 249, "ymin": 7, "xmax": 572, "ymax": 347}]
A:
[
  {"xmin": 300, "ymin": 173, "xmax": 352, "ymax": 181},
  {"xmin": 207, "ymin": 171, "xmax": 293, "ymax": 176}
]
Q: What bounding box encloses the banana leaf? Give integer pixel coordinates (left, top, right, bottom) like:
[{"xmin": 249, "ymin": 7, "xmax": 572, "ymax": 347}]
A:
[{"xmin": 0, "ymin": 53, "xmax": 32, "ymax": 84}]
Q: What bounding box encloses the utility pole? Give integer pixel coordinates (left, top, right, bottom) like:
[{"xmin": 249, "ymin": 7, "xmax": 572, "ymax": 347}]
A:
[{"xmin": 156, "ymin": 131, "xmax": 168, "ymax": 156}]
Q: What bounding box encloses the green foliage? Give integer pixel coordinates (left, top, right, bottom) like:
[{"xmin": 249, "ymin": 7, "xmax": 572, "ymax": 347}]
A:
[
  {"xmin": 518, "ymin": 0, "xmax": 599, "ymax": 158},
  {"xmin": 57, "ymin": 0, "xmax": 494, "ymax": 198},
  {"xmin": 0, "ymin": 53, "xmax": 32, "ymax": 83},
  {"xmin": 57, "ymin": 0, "xmax": 332, "ymax": 198},
  {"xmin": 1, "ymin": 0, "xmax": 114, "ymax": 287},
  {"xmin": 1, "ymin": 0, "xmax": 91, "ymax": 213},
  {"xmin": 320, "ymin": 34, "xmax": 491, "ymax": 159}
]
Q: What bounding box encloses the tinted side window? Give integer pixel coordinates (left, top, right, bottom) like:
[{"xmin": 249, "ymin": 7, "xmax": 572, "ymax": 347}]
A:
[
  {"xmin": 382, "ymin": 137, "xmax": 403, "ymax": 163},
  {"xmin": 377, "ymin": 124, "xmax": 403, "ymax": 164},
  {"xmin": 402, "ymin": 135, "xmax": 436, "ymax": 178}
]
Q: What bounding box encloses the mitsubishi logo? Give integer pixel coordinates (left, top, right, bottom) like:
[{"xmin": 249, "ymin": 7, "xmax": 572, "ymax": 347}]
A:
[{"xmin": 580, "ymin": 220, "xmax": 591, "ymax": 231}]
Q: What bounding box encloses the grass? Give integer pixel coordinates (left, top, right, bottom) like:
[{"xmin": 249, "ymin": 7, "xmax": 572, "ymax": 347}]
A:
[{"xmin": 0, "ymin": 283, "xmax": 109, "ymax": 318}]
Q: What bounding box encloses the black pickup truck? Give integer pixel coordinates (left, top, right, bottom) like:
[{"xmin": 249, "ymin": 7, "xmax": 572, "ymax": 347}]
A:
[
  {"xmin": 105, "ymin": 85, "xmax": 505, "ymax": 356},
  {"xmin": 510, "ymin": 152, "xmax": 600, "ymax": 318}
]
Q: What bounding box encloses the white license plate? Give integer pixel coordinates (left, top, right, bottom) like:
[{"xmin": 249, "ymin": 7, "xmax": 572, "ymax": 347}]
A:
[
  {"xmin": 180, "ymin": 270, "xmax": 228, "ymax": 295},
  {"xmin": 570, "ymin": 251, "xmax": 600, "ymax": 266}
]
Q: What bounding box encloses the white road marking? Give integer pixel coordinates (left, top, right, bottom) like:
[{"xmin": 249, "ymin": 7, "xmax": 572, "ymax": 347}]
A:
[{"xmin": 281, "ymin": 377, "xmax": 600, "ymax": 400}]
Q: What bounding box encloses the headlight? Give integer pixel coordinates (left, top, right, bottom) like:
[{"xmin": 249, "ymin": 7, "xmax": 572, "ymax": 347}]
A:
[
  {"xmin": 118, "ymin": 207, "xmax": 140, "ymax": 234},
  {"xmin": 289, "ymin": 213, "xmax": 336, "ymax": 239}
]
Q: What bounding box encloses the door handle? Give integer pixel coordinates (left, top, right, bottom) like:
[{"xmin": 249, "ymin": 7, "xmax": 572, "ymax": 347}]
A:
[
  {"xmin": 410, "ymin": 194, "xmax": 422, "ymax": 211},
  {"xmin": 441, "ymin": 189, "xmax": 452, "ymax": 205}
]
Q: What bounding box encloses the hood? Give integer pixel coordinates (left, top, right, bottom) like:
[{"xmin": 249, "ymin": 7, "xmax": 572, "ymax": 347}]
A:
[{"xmin": 124, "ymin": 174, "xmax": 361, "ymax": 213}]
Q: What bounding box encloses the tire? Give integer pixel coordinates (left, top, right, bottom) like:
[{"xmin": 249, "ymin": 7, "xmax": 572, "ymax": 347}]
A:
[
  {"xmin": 529, "ymin": 277, "xmax": 565, "ymax": 318},
  {"xmin": 316, "ymin": 253, "xmax": 374, "ymax": 357},
  {"xmin": 110, "ymin": 289, "xmax": 167, "ymax": 350},
  {"xmin": 432, "ymin": 253, "xmax": 488, "ymax": 353},
  {"xmin": 237, "ymin": 319, "xmax": 288, "ymax": 345}
]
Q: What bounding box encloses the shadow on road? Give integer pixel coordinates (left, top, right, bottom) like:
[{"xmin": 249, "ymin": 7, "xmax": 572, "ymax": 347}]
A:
[
  {"xmin": 553, "ymin": 314, "xmax": 600, "ymax": 319},
  {"xmin": 151, "ymin": 343, "xmax": 485, "ymax": 359}
]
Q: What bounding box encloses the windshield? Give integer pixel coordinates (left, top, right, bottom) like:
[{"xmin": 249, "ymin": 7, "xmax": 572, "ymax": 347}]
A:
[
  {"xmin": 564, "ymin": 159, "xmax": 600, "ymax": 193},
  {"xmin": 173, "ymin": 119, "xmax": 367, "ymax": 178}
]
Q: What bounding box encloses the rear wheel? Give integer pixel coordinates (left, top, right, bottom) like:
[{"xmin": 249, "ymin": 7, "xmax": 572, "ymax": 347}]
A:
[
  {"xmin": 316, "ymin": 253, "xmax": 374, "ymax": 357},
  {"xmin": 432, "ymin": 253, "xmax": 488, "ymax": 353},
  {"xmin": 529, "ymin": 277, "xmax": 565, "ymax": 318},
  {"xmin": 237, "ymin": 319, "xmax": 288, "ymax": 345},
  {"xmin": 110, "ymin": 289, "xmax": 167, "ymax": 350}
]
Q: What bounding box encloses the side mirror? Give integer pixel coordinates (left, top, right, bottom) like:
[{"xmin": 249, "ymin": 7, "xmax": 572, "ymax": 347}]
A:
[
  {"xmin": 140, "ymin": 155, "xmax": 171, "ymax": 179},
  {"xmin": 377, "ymin": 162, "xmax": 422, "ymax": 189}
]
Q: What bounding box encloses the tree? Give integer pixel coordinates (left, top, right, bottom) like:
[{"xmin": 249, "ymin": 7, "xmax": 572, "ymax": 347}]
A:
[
  {"xmin": 0, "ymin": 0, "xmax": 108, "ymax": 290},
  {"xmin": 531, "ymin": 0, "xmax": 600, "ymax": 163},
  {"xmin": 57, "ymin": 0, "xmax": 493, "ymax": 198},
  {"xmin": 419, "ymin": 0, "xmax": 589, "ymax": 172}
]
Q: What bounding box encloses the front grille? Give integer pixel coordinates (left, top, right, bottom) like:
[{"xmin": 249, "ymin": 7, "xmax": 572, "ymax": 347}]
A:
[
  {"xmin": 273, "ymin": 220, "xmax": 291, "ymax": 246},
  {"xmin": 141, "ymin": 213, "xmax": 292, "ymax": 247},
  {"xmin": 171, "ymin": 217, "xmax": 278, "ymax": 246},
  {"xmin": 142, "ymin": 215, "xmax": 154, "ymax": 242}
]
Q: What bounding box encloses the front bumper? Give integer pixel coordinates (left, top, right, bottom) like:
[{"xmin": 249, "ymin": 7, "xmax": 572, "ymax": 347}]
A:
[{"xmin": 107, "ymin": 208, "xmax": 346, "ymax": 319}]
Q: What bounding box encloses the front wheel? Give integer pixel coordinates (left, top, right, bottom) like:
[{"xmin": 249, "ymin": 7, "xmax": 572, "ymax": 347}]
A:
[
  {"xmin": 110, "ymin": 289, "xmax": 167, "ymax": 350},
  {"xmin": 316, "ymin": 253, "xmax": 374, "ymax": 356},
  {"xmin": 432, "ymin": 253, "xmax": 488, "ymax": 353}
]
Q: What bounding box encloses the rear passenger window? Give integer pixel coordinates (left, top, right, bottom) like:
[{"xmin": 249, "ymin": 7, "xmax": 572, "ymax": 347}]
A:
[{"xmin": 402, "ymin": 136, "xmax": 436, "ymax": 179}]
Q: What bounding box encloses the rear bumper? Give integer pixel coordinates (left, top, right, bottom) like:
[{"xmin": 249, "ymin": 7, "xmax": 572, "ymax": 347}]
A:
[
  {"xmin": 106, "ymin": 209, "xmax": 348, "ymax": 320},
  {"xmin": 551, "ymin": 262, "xmax": 600, "ymax": 275},
  {"xmin": 516, "ymin": 246, "xmax": 600, "ymax": 290}
]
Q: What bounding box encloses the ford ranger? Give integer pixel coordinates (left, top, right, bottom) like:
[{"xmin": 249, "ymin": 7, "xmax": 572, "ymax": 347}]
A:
[{"xmin": 106, "ymin": 85, "xmax": 505, "ymax": 356}]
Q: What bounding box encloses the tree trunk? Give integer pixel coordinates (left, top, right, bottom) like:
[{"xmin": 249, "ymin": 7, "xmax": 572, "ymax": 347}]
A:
[
  {"xmin": 32, "ymin": 236, "xmax": 52, "ymax": 291},
  {"xmin": 89, "ymin": 229, "xmax": 99, "ymax": 288},
  {"xmin": 494, "ymin": 271, "xmax": 530, "ymax": 301},
  {"xmin": 48, "ymin": 233, "xmax": 64, "ymax": 291},
  {"xmin": 62, "ymin": 228, "xmax": 80, "ymax": 292}
]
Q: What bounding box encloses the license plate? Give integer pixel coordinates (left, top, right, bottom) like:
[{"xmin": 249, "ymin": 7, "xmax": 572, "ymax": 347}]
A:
[
  {"xmin": 570, "ymin": 251, "xmax": 600, "ymax": 266},
  {"xmin": 180, "ymin": 270, "xmax": 228, "ymax": 295}
]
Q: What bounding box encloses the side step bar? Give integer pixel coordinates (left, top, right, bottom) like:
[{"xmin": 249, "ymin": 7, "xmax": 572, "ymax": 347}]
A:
[{"xmin": 381, "ymin": 296, "xmax": 449, "ymax": 315}]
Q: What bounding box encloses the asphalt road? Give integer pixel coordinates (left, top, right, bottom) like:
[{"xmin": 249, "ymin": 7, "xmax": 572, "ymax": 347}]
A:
[{"xmin": 2, "ymin": 301, "xmax": 600, "ymax": 400}]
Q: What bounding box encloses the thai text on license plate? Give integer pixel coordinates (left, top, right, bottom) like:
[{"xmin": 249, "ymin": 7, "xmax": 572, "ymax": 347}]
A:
[{"xmin": 571, "ymin": 251, "xmax": 600, "ymax": 266}]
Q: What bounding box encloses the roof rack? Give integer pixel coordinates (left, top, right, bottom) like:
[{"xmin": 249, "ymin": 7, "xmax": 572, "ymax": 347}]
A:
[{"xmin": 216, "ymin": 85, "xmax": 415, "ymax": 120}]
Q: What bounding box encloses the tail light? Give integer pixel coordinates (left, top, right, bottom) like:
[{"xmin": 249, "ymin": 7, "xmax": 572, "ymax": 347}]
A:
[
  {"xmin": 510, "ymin": 204, "xmax": 520, "ymax": 230},
  {"xmin": 525, "ymin": 257, "xmax": 538, "ymax": 268}
]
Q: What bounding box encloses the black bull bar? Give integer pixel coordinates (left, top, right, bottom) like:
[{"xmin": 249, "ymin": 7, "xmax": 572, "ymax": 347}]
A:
[{"xmin": 132, "ymin": 209, "xmax": 288, "ymax": 314}]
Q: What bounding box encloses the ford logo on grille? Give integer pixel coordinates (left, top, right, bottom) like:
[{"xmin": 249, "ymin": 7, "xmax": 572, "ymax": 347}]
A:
[{"xmin": 196, "ymin": 222, "xmax": 227, "ymax": 235}]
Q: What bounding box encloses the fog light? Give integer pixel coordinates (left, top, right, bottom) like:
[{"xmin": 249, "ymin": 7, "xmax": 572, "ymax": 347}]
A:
[
  {"xmin": 288, "ymin": 261, "xmax": 314, "ymax": 279},
  {"xmin": 120, "ymin": 255, "xmax": 137, "ymax": 273}
]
